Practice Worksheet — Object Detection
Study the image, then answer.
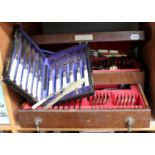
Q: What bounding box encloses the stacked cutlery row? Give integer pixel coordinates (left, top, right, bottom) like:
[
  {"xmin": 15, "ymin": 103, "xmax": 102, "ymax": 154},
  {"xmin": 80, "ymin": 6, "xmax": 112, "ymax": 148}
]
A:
[{"xmin": 90, "ymin": 50, "xmax": 139, "ymax": 70}]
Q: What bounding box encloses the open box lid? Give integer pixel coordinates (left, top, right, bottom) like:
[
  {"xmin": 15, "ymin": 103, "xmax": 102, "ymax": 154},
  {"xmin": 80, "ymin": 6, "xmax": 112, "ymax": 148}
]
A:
[
  {"xmin": 2, "ymin": 27, "xmax": 94, "ymax": 104},
  {"xmin": 31, "ymin": 31, "xmax": 145, "ymax": 53}
]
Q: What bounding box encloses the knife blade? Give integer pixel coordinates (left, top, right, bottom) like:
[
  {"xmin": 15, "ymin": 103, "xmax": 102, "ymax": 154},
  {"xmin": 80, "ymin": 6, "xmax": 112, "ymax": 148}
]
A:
[
  {"xmin": 9, "ymin": 33, "xmax": 22, "ymax": 81},
  {"xmin": 32, "ymin": 78, "xmax": 85, "ymax": 110}
]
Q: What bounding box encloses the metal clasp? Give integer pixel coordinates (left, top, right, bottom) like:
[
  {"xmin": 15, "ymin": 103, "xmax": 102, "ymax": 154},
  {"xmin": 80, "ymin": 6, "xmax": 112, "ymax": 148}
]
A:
[
  {"xmin": 34, "ymin": 117, "xmax": 42, "ymax": 133},
  {"xmin": 125, "ymin": 117, "xmax": 135, "ymax": 133}
]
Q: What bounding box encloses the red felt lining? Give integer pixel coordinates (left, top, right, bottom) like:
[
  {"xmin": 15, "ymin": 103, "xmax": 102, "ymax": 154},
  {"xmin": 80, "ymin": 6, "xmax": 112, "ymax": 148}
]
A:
[
  {"xmin": 91, "ymin": 55, "xmax": 141, "ymax": 71},
  {"xmin": 21, "ymin": 85, "xmax": 146, "ymax": 110},
  {"xmin": 93, "ymin": 69, "xmax": 140, "ymax": 73}
]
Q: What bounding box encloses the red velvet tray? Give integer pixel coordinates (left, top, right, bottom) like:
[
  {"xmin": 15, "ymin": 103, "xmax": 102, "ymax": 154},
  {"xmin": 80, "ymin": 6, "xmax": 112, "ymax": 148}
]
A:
[{"xmin": 21, "ymin": 85, "xmax": 145, "ymax": 110}]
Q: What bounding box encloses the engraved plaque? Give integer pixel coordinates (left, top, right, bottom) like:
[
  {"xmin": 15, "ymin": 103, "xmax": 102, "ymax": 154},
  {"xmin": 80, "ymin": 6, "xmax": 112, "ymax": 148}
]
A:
[{"xmin": 74, "ymin": 34, "xmax": 93, "ymax": 41}]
